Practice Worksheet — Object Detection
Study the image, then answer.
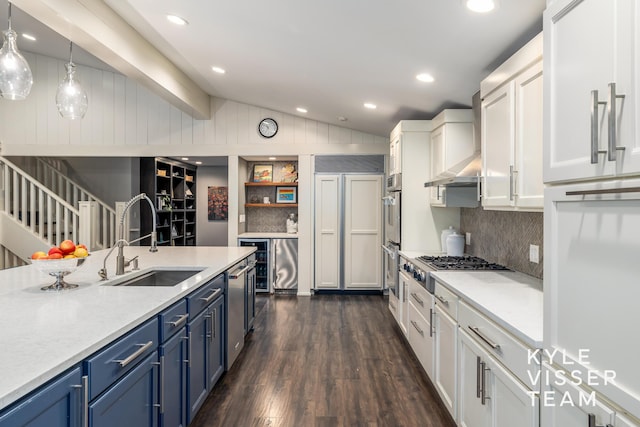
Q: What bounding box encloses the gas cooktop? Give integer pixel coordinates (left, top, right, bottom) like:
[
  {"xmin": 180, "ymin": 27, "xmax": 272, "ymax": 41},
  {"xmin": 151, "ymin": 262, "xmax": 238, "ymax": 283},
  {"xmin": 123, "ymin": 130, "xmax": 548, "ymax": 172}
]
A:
[{"xmin": 416, "ymin": 255, "xmax": 510, "ymax": 271}]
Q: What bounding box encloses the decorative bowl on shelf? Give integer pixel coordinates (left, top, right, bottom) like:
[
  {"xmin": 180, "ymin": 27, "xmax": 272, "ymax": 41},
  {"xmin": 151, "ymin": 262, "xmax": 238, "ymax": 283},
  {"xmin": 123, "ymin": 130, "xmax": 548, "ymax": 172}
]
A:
[{"xmin": 31, "ymin": 256, "xmax": 90, "ymax": 291}]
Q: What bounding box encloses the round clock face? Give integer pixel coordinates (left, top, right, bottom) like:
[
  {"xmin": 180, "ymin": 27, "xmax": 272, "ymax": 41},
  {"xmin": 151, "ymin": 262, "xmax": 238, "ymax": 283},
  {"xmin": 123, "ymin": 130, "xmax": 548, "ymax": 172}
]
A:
[{"xmin": 258, "ymin": 118, "xmax": 278, "ymax": 138}]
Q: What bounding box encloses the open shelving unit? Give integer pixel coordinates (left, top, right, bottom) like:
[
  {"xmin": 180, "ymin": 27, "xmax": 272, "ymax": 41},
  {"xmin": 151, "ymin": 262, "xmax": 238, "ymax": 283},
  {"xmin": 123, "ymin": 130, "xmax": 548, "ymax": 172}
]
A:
[
  {"xmin": 244, "ymin": 182, "xmax": 298, "ymax": 208},
  {"xmin": 141, "ymin": 157, "xmax": 197, "ymax": 246}
]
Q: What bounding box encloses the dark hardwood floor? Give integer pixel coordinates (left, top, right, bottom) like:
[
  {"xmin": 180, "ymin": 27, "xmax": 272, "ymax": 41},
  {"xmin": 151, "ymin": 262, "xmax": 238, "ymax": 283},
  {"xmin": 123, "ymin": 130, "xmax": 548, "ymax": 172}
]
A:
[{"xmin": 190, "ymin": 294, "xmax": 456, "ymax": 427}]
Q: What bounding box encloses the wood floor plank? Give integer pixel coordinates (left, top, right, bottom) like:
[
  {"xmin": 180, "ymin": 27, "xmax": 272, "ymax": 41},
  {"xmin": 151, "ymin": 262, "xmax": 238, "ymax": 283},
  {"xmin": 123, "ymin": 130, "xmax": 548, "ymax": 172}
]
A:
[{"xmin": 190, "ymin": 294, "xmax": 455, "ymax": 427}]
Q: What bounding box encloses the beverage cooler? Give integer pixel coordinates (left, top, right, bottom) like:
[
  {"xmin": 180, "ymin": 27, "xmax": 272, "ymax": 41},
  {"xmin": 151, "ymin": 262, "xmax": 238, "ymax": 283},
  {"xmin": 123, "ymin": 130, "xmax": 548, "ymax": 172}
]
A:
[{"xmin": 238, "ymin": 238, "xmax": 270, "ymax": 293}]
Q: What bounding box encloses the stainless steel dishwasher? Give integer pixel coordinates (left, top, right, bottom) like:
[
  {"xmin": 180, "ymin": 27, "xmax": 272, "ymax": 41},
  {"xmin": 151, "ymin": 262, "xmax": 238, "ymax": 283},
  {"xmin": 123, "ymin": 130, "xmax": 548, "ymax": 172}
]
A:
[{"xmin": 227, "ymin": 260, "xmax": 249, "ymax": 368}]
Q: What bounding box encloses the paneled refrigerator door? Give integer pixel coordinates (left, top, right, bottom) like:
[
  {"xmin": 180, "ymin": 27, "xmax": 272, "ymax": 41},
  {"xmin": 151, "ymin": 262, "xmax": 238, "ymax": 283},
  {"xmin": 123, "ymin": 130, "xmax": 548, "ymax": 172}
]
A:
[
  {"xmin": 344, "ymin": 174, "xmax": 383, "ymax": 289},
  {"xmin": 314, "ymin": 175, "xmax": 341, "ymax": 289},
  {"xmin": 544, "ymin": 179, "xmax": 640, "ymax": 420}
]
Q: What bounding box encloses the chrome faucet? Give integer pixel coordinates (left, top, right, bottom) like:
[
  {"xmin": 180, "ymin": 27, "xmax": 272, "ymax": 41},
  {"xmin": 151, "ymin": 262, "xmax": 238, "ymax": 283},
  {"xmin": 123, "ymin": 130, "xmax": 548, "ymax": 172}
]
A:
[{"xmin": 98, "ymin": 193, "xmax": 158, "ymax": 280}]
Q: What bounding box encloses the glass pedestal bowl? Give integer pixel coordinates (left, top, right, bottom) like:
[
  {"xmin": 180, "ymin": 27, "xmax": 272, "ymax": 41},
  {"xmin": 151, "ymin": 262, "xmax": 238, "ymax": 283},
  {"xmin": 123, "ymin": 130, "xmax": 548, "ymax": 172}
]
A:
[{"xmin": 31, "ymin": 256, "xmax": 90, "ymax": 291}]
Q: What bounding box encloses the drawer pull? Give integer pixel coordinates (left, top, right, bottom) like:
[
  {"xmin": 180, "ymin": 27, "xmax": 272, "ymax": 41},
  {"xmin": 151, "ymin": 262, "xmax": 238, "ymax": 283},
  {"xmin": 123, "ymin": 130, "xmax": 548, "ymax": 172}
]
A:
[
  {"xmin": 588, "ymin": 413, "xmax": 613, "ymax": 427},
  {"xmin": 410, "ymin": 292, "xmax": 424, "ymax": 307},
  {"xmin": 113, "ymin": 341, "xmax": 153, "ymax": 368},
  {"xmin": 71, "ymin": 375, "xmax": 88, "ymax": 427},
  {"xmin": 410, "ymin": 320, "xmax": 424, "ymax": 336},
  {"xmin": 166, "ymin": 313, "xmax": 188, "ymax": 328},
  {"xmin": 435, "ymin": 294, "xmax": 449, "ymax": 305},
  {"xmin": 476, "ymin": 356, "xmax": 482, "ymax": 399},
  {"xmin": 468, "ymin": 326, "xmax": 500, "ymax": 350},
  {"xmin": 429, "ymin": 308, "xmax": 434, "ymax": 338},
  {"xmin": 199, "ymin": 288, "xmax": 222, "ymax": 304}
]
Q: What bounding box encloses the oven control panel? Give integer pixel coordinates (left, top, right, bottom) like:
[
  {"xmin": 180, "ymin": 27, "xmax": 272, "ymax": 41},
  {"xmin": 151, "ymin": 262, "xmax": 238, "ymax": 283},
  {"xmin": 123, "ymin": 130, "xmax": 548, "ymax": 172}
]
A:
[{"xmin": 401, "ymin": 259, "xmax": 427, "ymax": 287}]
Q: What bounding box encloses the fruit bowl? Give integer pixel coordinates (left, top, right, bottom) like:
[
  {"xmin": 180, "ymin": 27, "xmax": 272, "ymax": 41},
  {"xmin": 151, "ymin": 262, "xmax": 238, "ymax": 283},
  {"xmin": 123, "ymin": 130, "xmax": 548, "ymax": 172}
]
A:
[{"xmin": 31, "ymin": 256, "xmax": 90, "ymax": 291}]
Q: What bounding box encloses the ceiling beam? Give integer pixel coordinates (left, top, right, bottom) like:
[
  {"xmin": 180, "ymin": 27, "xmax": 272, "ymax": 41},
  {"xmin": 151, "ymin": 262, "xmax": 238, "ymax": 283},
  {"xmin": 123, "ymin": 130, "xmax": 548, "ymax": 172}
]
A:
[{"xmin": 12, "ymin": 0, "xmax": 211, "ymax": 120}]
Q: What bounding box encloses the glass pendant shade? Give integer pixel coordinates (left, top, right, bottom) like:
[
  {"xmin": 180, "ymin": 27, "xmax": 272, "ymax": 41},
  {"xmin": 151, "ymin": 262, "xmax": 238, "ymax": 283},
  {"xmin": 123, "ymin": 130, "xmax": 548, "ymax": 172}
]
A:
[
  {"xmin": 56, "ymin": 50, "xmax": 88, "ymax": 119},
  {"xmin": 0, "ymin": 28, "xmax": 34, "ymax": 100}
]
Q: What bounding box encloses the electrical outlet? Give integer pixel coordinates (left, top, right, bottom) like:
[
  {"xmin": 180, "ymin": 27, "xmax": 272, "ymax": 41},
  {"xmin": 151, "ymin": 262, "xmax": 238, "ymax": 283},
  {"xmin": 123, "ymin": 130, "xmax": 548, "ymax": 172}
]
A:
[
  {"xmin": 529, "ymin": 244, "xmax": 539, "ymax": 264},
  {"xmin": 239, "ymin": 214, "xmax": 246, "ymax": 223},
  {"xmin": 465, "ymin": 232, "xmax": 471, "ymax": 245}
]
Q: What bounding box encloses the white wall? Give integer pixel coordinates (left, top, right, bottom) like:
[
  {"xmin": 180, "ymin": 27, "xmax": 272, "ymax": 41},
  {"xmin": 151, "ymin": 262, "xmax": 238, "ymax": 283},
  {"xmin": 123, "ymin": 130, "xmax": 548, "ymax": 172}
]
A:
[
  {"xmin": 0, "ymin": 52, "xmax": 388, "ymax": 157},
  {"xmin": 196, "ymin": 166, "xmax": 229, "ymax": 246}
]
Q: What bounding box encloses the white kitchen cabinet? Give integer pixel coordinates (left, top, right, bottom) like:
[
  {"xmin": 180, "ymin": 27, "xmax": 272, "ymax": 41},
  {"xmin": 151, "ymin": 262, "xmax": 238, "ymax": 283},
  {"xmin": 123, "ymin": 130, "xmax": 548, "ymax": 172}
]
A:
[
  {"xmin": 433, "ymin": 281, "xmax": 459, "ymax": 421},
  {"xmin": 429, "ymin": 110, "xmax": 475, "ymax": 207},
  {"xmin": 481, "ymin": 33, "xmax": 543, "ymax": 211},
  {"xmin": 407, "ymin": 278, "xmax": 435, "ymax": 378},
  {"xmin": 397, "ymin": 270, "xmax": 411, "ymax": 336},
  {"xmin": 544, "ymin": 0, "xmax": 639, "ymax": 183},
  {"xmin": 540, "ymin": 363, "xmax": 617, "ymax": 427},
  {"xmin": 459, "ymin": 330, "xmax": 539, "ymax": 427}
]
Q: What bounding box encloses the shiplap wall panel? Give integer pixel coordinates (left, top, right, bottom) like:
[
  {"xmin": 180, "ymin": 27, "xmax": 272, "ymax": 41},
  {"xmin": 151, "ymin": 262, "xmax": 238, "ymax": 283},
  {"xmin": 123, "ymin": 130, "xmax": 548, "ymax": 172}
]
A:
[
  {"xmin": 102, "ymin": 70, "xmax": 115, "ymax": 145},
  {"xmin": 0, "ymin": 51, "xmax": 386, "ymax": 151},
  {"xmin": 113, "ymin": 74, "xmax": 126, "ymax": 145}
]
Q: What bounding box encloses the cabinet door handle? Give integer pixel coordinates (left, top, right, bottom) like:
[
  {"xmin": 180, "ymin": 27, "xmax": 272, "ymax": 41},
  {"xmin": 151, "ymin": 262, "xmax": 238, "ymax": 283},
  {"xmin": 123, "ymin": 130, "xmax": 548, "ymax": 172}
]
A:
[
  {"xmin": 435, "ymin": 294, "xmax": 448, "ymax": 305},
  {"xmin": 205, "ymin": 314, "xmax": 212, "ymax": 341},
  {"xmin": 437, "ymin": 185, "xmax": 441, "ymax": 200},
  {"xmin": 509, "ymin": 165, "xmax": 514, "ymax": 201},
  {"xmin": 166, "ymin": 313, "xmax": 188, "ymax": 328},
  {"xmin": 468, "ymin": 326, "xmax": 501, "ymax": 350},
  {"xmin": 476, "ymin": 356, "xmax": 482, "ymax": 399},
  {"xmin": 591, "ymin": 90, "xmax": 608, "ymax": 164},
  {"xmin": 212, "ymin": 308, "xmax": 216, "ymax": 339},
  {"xmin": 185, "ymin": 332, "xmax": 192, "ymax": 368},
  {"xmin": 199, "ymin": 288, "xmax": 222, "ymax": 304},
  {"xmin": 410, "ymin": 320, "xmax": 424, "ymax": 336},
  {"xmin": 72, "ymin": 375, "xmax": 88, "ymax": 427},
  {"xmin": 113, "ymin": 341, "xmax": 153, "ymax": 368},
  {"xmin": 410, "ymin": 292, "xmax": 424, "ymax": 307},
  {"xmin": 607, "ymin": 82, "xmax": 626, "ymax": 161},
  {"xmin": 476, "ymin": 172, "xmax": 482, "ymax": 202},
  {"xmin": 429, "ymin": 308, "xmax": 434, "ymax": 338},
  {"xmin": 159, "ymin": 356, "xmax": 165, "ymax": 414},
  {"xmin": 481, "ymin": 361, "xmax": 491, "ymax": 405},
  {"xmin": 151, "ymin": 360, "xmax": 163, "ymax": 411}
]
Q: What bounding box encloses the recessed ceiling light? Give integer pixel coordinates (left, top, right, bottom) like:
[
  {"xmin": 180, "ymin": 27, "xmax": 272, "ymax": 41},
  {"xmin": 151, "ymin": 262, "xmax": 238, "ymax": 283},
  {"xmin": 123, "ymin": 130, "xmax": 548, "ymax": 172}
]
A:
[
  {"xmin": 338, "ymin": 116, "xmax": 348, "ymax": 122},
  {"xmin": 416, "ymin": 73, "xmax": 435, "ymax": 83},
  {"xmin": 181, "ymin": 157, "xmax": 189, "ymax": 161},
  {"xmin": 466, "ymin": 0, "xmax": 496, "ymax": 13},
  {"xmin": 364, "ymin": 103, "xmax": 377, "ymax": 110},
  {"xmin": 195, "ymin": 161, "xmax": 202, "ymax": 165},
  {"xmin": 22, "ymin": 33, "xmax": 36, "ymax": 41},
  {"xmin": 296, "ymin": 107, "xmax": 307, "ymax": 113},
  {"xmin": 166, "ymin": 14, "xmax": 188, "ymax": 25},
  {"xmin": 268, "ymin": 157, "xmax": 277, "ymax": 160},
  {"xmin": 211, "ymin": 66, "xmax": 225, "ymax": 74}
]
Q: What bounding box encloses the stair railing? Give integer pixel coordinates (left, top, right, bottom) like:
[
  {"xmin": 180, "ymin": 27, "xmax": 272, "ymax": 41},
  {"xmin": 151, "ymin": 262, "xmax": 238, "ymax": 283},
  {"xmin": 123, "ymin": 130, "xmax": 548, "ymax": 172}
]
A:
[
  {"xmin": 1, "ymin": 157, "xmax": 81, "ymax": 247},
  {"xmin": 33, "ymin": 157, "xmax": 116, "ymax": 249}
]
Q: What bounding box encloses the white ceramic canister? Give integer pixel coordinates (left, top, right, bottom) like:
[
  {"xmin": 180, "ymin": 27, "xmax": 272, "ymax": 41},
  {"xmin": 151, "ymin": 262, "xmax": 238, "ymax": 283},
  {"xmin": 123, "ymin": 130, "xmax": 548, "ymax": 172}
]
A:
[
  {"xmin": 446, "ymin": 233, "xmax": 465, "ymax": 257},
  {"xmin": 441, "ymin": 226, "xmax": 457, "ymax": 254}
]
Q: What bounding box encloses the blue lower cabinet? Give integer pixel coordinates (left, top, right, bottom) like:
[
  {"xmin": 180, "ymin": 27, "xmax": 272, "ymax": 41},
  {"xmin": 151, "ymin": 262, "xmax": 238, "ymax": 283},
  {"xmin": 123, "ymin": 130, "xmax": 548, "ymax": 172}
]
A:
[
  {"xmin": 187, "ymin": 308, "xmax": 209, "ymax": 423},
  {"xmin": 160, "ymin": 327, "xmax": 188, "ymax": 427},
  {"xmin": 89, "ymin": 351, "xmax": 159, "ymax": 427},
  {"xmin": 187, "ymin": 294, "xmax": 225, "ymax": 424},
  {"xmin": 0, "ymin": 366, "xmax": 84, "ymax": 427},
  {"xmin": 208, "ymin": 295, "xmax": 225, "ymax": 390}
]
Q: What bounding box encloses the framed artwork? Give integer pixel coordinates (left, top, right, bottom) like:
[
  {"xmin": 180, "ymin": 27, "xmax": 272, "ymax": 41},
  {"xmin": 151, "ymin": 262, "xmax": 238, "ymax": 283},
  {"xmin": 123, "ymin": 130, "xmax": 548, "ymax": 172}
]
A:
[
  {"xmin": 208, "ymin": 186, "xmax": 228, "ymax": 220},
  {"xmin": 252, "ymin": 164, "xmax": 273, "ymax": 182},
  {"xmin": 276, "ymin": 186, "xmax": 297, "ymax": 204}
]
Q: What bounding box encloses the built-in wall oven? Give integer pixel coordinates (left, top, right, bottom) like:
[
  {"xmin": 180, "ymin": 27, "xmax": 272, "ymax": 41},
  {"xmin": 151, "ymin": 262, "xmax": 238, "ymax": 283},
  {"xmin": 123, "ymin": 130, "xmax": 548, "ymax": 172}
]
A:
[{"xmin": 383, "ymin": 181, "xmax": 401, "ymax": 246}]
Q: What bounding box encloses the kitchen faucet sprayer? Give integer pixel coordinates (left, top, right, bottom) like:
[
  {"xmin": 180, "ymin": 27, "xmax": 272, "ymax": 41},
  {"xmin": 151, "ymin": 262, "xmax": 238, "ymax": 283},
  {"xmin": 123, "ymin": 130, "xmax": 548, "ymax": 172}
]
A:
[{"xmin": 98, "ymin": 193, "xmax": 159, "ymax": 279}]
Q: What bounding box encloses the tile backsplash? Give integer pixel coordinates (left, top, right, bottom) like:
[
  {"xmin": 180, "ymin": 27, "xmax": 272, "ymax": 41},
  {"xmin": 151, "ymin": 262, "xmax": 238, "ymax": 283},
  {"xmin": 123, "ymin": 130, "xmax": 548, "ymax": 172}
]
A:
[{"xmin": 460, "ymin": 208, "xmax": 543, "ymax": 279}]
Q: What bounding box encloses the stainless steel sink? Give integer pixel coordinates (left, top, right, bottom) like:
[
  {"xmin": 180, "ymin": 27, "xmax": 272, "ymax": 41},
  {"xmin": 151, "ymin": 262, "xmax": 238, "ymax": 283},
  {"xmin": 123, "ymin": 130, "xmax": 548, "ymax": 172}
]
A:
[{"xmin": 107, "ymin": 269, "xmax": 205, "ymax": 287}]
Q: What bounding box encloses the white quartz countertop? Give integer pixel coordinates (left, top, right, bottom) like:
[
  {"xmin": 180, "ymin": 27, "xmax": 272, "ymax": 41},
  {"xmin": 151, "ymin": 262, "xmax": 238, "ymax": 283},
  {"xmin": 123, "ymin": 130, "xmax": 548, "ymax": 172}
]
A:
[
  {"xmin": 430, "ymin": 270, "xmax": 543, "ymax": 348},
  {"xmin": 0, "ymin": 246, "xmax": 255, "ymax": 410},
  {"xmin": 238, "ymin": 232, "xmax": 298, "ymax": 239}
]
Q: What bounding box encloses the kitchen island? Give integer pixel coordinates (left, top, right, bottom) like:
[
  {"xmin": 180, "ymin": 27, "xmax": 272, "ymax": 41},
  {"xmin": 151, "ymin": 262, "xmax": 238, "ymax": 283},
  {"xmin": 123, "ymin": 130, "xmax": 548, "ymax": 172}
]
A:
[{"xmin": 0, "ymin": 245, "xmax": 255, "ymax": 412}]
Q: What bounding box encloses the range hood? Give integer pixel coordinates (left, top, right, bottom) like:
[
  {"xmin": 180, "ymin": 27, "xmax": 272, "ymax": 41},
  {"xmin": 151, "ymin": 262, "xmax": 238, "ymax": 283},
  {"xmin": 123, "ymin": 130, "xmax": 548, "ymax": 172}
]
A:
[
  {"xmin": 424, "ymin": 153, "xmax": 481, "ymax": 188},
  {"xmin": 424, "ymin": 91, "xmax": 482, "ymax": 189}
]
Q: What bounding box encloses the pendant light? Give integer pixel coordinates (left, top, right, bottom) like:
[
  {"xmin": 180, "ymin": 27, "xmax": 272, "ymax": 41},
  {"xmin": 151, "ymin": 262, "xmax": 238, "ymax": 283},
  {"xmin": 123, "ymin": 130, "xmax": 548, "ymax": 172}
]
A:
[
  {"xmin": 0, "ymin": 2, "xmax": 33, "ymax": 100},
  {"xmin": 56, "ymin": 41, "xmax": 88, "ymax": 119}
]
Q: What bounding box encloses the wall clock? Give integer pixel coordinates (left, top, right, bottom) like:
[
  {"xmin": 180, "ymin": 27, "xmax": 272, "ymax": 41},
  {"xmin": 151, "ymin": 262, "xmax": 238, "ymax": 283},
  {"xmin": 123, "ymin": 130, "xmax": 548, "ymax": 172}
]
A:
[{"xmin": 258, "ymin": 118, "xmax": 278, "ymax": 138}]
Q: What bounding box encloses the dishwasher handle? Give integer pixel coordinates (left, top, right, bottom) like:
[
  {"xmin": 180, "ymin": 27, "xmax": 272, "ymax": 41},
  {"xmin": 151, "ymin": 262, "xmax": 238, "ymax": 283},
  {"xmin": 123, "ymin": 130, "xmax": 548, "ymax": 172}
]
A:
[{"xmin": 229, "ymin": 264, "xmax": 251, "ymax": 279}]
